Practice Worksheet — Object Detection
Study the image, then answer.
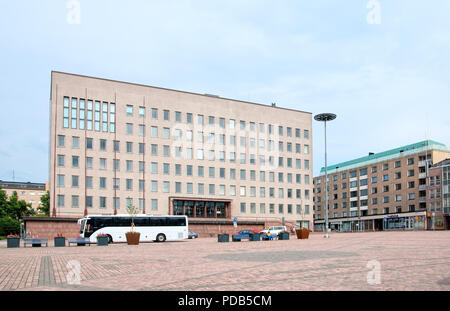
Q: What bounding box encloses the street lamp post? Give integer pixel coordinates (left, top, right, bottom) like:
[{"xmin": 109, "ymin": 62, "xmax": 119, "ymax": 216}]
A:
[{"xmin": 314, "ymin": 113, "xmax": 337, "ymax": 238}]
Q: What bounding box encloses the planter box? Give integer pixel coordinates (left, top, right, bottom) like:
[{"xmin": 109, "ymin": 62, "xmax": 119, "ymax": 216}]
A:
[
  {"xmin": 126, "ymin": 232, "xmax": 140, "ymax": 245},
  {"xmin": 249, "ymin": 233, "xmax": 260, "ymax": 241},
  {"xmin": 54, "ymin": 237, "xmax": 66, "ymax": 247},
  {"xmin": 7, "ymin": 238, "xmax": 20, "ymax": 248},
  {"xmin": 278, "ymin": 232, "xmax": 290, "ymax": 240},
  {"xmin": 231, "ymin": 235, "xmax": 241, "ymax": 242},
  {"xmin": 97, "ymin": 236, "xmax": 109, "ymax": 246},
  {"xmin": 295, "ymin": 229, "xmax": 310, "ymax": 239},
  {"xmin": 218, "ymin": 234, "xmax": 229, "ymax": 243}
]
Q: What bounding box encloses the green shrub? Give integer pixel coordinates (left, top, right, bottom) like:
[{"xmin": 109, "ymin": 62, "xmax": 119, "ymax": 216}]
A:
[{"xmin": 0, "ymin": 216, "xmax": 21, "ymax": 236}]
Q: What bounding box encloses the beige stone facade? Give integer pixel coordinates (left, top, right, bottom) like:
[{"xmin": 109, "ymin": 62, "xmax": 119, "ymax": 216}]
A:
[
  {"xmin": 49, "ymin": 71, "xmax": 313, "ymax": 229},
  {"xmin": 313, "ymin": 140, "xmax": 450, "ymax": 232}
]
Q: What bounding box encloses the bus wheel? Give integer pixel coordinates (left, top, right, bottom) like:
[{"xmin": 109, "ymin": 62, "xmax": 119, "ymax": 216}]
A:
[
  {"xmin": 107, "ymin": 235, "xmax": 113, "ymax": 244},
  {"xmin": 156, "ymin": 234, "xmax": 166, "ymax": 242}
]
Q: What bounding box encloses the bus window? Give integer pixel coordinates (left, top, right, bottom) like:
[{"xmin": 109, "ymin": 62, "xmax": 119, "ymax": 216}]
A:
[
  {"xmin": 134, "ymin": 218, "xmax": 147, "ymax": 227},
  {"xmin": 114, "ymin": 217, "xmax": 131, "ymax": 227},
  {"xmin": 150, "ymin": 217, "xmax": 166, "ymax": 226}
]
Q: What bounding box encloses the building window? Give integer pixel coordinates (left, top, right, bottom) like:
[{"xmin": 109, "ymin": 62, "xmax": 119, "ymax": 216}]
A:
[
  {"xmin": 175, "ymin": 111, "xmax": 182, "ymax": 122},
  {"xmin": 240, "ymin": 186, "xmax": 246, "ymax": 196},
  {"xmin": 230, "ymin": 185, "xmax": 236, "ymax": 196},
  {"xmin": 126, "ymin": 105, "xmax": 133, "ymax": 116},
  {"xmin": 99, "ymin": 197, "xmax": 106, "ymax": 209},
  {"xmin": 57, "ymin": 174, "xmax": 65, "ymax": 187},
  {"xmin": 126, "ymin": 179, "xmax": 133, "ymax": 191},
  {"xmin": 99, "ymin": 177, "xmax": 106, "ymax": 189},
  {"xmin": 163, "ymin": 181, "xmax": 170, "ymax": 193},
  {"xmin": 57, "ymin": 194, "xmax": 65, "ymax": 207},
  {"xmin": 175, "ymin": 182, "xmax": 182, "ymax": 193},
  {"xmin": 72, "ymin": 195, "xmax": 79, "ymax": 208},
  {"xmin": 72, "ymin": 156, "xmax": 79, "ymax": 168},
  {"xmin": 86, "ymin": 157, "xmax": 93, "ymax": 169}
]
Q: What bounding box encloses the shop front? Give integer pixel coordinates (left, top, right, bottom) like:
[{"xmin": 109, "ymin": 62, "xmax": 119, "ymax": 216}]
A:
[
  {"xmin": 314, "ymin": 212, "xmax": 426, "ymax": 232},
  {"xmin": 383, "ymin": 214, "xmax": 425, "ymax": 230}
]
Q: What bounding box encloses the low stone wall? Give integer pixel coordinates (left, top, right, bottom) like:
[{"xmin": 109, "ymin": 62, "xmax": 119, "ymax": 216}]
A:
[
  {"xmin": 22, "ymin": 217, "xmax": 294, "ymax": 240},
  {"xmin": 23, "ymin": 217, "xmax": 80, "ymax": 240},
  {"xmin": 189, "ymin": 222, "xmax": 264, "ymax": 238}
]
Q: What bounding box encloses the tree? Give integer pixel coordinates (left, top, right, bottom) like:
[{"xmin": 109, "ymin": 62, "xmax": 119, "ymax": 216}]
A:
[
  {"xmin": 0, "ymin": 188, "xmax": 36, "ymax": 236},
  {"xmin": 0, "ymin": 187, "xmax": 7, "ymax": 218},
  {"xmin": 0, "ymin": 216, "xmax": 21, "ymax": 236},
  {"xmin": 38, "ymin": 191, "xmax": 50, "ymax": 216},
  {"xmin": 126, "ymin": 202, "xmax": 139, "ymax": 232},
  {"xmin": 7, "ymin": 191, "xmax": 35, "ymax": 220}
]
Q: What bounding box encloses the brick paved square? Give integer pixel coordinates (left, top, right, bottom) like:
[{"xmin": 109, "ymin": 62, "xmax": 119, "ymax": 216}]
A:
[{"xmin": 1, "ymin": 231, "xmax": 449, "ymax": 291}]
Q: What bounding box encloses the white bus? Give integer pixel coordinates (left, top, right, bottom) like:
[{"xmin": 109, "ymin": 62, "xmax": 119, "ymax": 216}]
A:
[{"xmin": 77, "ymin": 214, "xmax": 189, "ymax": 243}]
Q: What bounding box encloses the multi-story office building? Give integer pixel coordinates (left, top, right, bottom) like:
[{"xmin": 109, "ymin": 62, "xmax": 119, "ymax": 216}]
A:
[
  {"xmin": 427, "ymin": 159, "xmax": 450, "ymax": 230},
  {"xmin": 49, "ymin": 71, "xmax": 313, "ymax": 230},
  {"xmin": 0, "ymin": 180, "xmax": 48, "ymax": 210},
  {"xmin": 313, "ymin": 140, "xmax": 450, "ymax": 232}
]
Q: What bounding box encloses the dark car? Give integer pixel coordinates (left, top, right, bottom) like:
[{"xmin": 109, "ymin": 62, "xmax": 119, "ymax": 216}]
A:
[
  {"xmin": 188, "ymin": 231, "xmax": 198, "ymax": 239},
  {"xmin": 233, "ymin": 230, "xmax": 252, "ymax": 240}
]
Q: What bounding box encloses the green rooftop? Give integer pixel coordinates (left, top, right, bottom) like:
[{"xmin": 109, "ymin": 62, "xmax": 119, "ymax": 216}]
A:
[{"xmin": 319, "ymin": 140, "xmax": 448, "ymax": 175}]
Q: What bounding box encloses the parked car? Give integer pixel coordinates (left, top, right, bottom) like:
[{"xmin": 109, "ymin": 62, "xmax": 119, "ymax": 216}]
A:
[
  {"xmin": 260, "ymin": 226, "xmax": 287, "ymax": 236},
  {"xmin": 232, "ymin": 230, "xmax": 252, "ymax": 240},
  {"xmin": 188, "ymin": 231, "xmax": 198, "ymax": 239}
]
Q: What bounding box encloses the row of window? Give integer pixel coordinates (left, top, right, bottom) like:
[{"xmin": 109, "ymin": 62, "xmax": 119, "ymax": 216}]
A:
[
  {"xmin": 315, "ymin": 193, "xmax": 418, "ymax": 210},
  {"xmin": 1, "ymin": 190, "xmax": 46, "ymax": 196},
  {"xmin": 56, "ymin": 194, "xmax": 311, "ymax": 215},
  {"xmin": 316, "ymin": 158, "xmax": 418, "ymax": 184},
  {"xmin": 124, "ymin": 103, "xmax": 310, "ymax": 139},
  {"xmin": 239, "ymin": 203, "xmax": 310, "ymax": 215},
  {"xmin": 316, "ymin": 181, "xmax": 417, "ymax": 198},
  {"xmin": 56, "ymin": 176, "xmax": 311, "ymax": 199},
  {"xmin": 57, "ymin": 156, "xmax": 311, "ymax": 182},
  {"xmin": 63, "ymin": 97, "xmax": 311, "ymax": 139},
  {"xmin": 316, "ymin": 173, "xmax": 417, "ymax": 193},
  {"xmin": 315, "ymin": 205, "xmax": 417, "ymax": 219},
  {"xmin": 57, "ymin": 135, "xmax": 310, "ymax": 157}
]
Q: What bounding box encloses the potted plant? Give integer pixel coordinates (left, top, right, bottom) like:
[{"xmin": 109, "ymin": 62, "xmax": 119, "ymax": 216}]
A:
[
  {"xmin": 278, "ymin": 230, "xmax": 290, "ymax": 240},
  {"xmin": 96, "ymin": 233, "xmax": 109, "ymax": 246},
  {"xmin": 76, "ymin": 235, "xmax": 86, "ymax": 246},
  {"xmin": 7, "ymin": 234, "xmax": 20, "ymax": 248},
  {"xmin": 54, "ymin": 233, "xmax": 66, "ymax": 247},
  {"xmin": 295, "ymin": 227, "xmax": 310, "ymax": 239},
  {"xmin": 217, "ymin": 232, "xmax": 229, "ymax": 243},
  {"xmin": 249, "ymin": 230, "xmax": 261, "ymax": 241},
  {"xmin": 125, "ymin": 203, "xmax": 140, "ymax": 245}
]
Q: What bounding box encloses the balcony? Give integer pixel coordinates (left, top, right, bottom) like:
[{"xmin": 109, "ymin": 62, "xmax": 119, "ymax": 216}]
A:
[
  {"xmin": 419, "ymin": 196, "xmax": 427, "ymax": 203},
  {"xmin": 419, "ymin": 185, "xmax": 427, "ymax": 191},
  {"xmin": 418, "ymin": 161, "xmax": 427, "ymax": 167},
  {"xmin": 419, "ymin": 173, "xmax": 427, "ymax": 179}
]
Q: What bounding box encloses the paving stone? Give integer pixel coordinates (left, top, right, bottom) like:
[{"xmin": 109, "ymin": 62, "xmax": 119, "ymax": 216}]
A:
[{"xmin": 0, "ymin": 231, "xmax": 449, "ymax": 291}]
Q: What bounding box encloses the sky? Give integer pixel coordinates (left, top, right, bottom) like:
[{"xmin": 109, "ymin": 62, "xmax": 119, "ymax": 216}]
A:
[{"xmin": 0, "ymin": 0, "xmax": 449, "ymax": 183}]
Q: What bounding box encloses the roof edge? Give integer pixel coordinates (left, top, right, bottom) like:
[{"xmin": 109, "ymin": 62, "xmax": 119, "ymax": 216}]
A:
[{"xmin": 51, "ymin": 70, "xmax": 312, "ymax": 115}]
